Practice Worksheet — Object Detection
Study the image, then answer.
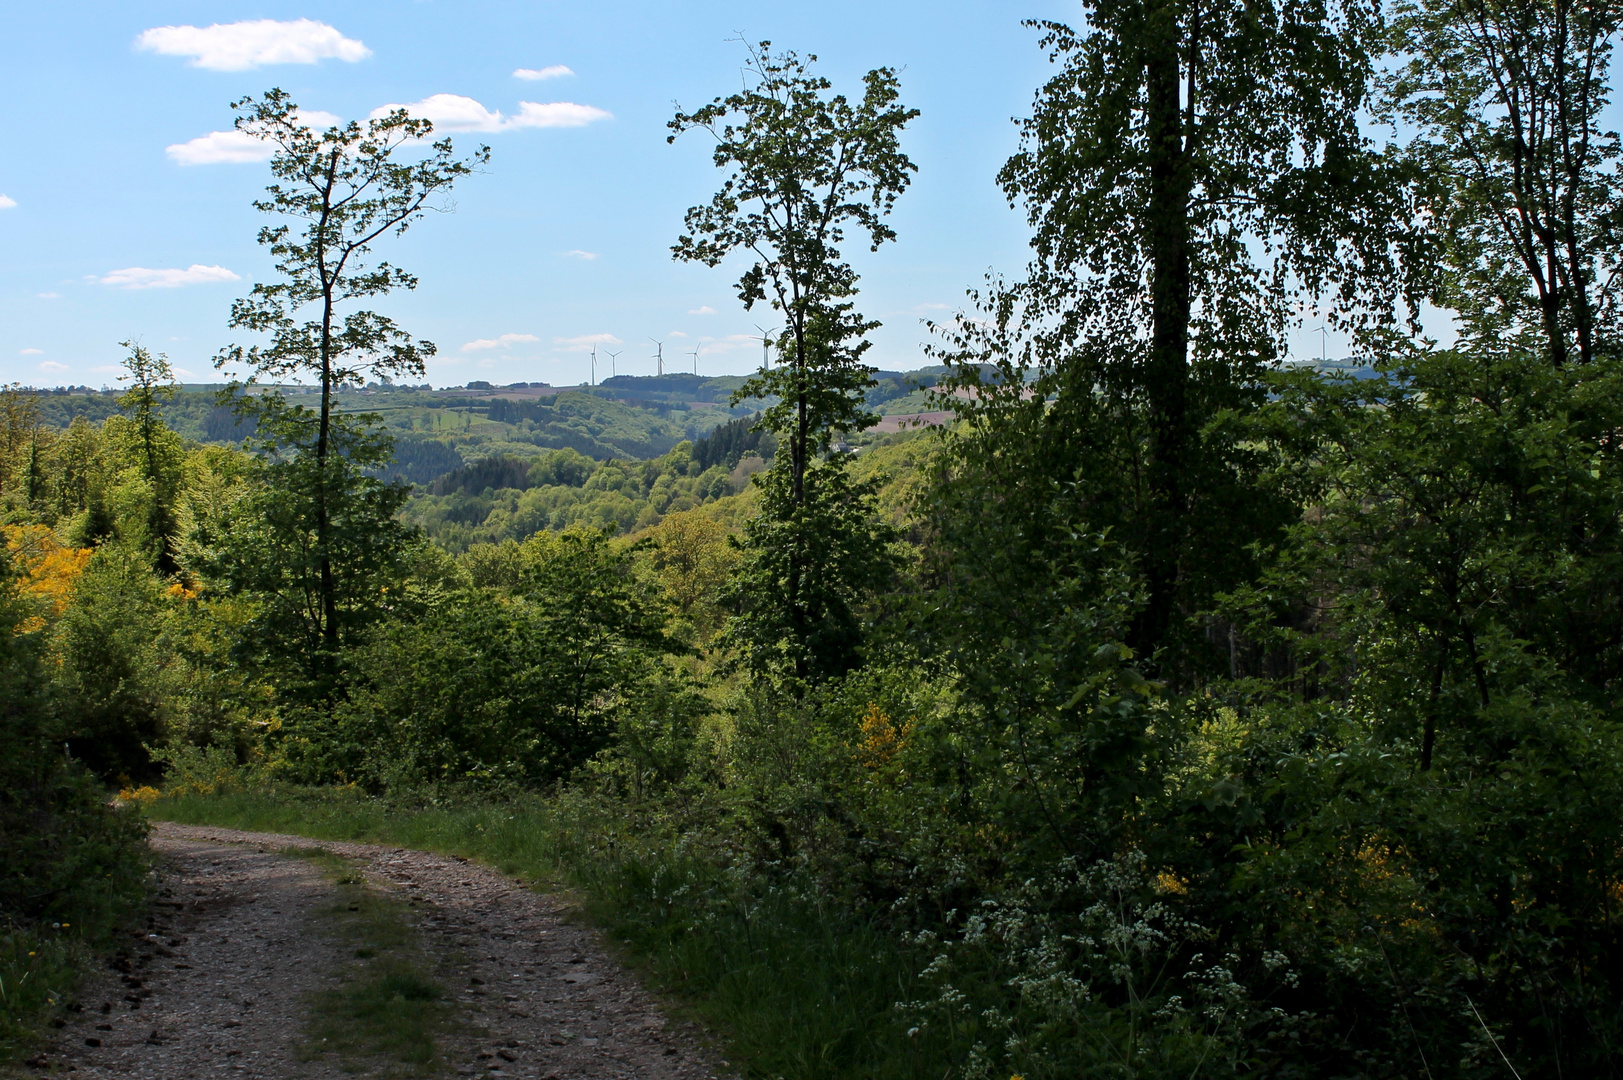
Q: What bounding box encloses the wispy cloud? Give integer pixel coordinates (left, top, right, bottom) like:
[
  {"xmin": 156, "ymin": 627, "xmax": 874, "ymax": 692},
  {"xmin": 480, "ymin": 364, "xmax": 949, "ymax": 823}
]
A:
[
  {"xmin": 37, "ymin": 292, "xmax": 60, "ymax": 300},
  {"xmin": 136, "ymin": 19, "xmax": 370, "ymax": 71},
  {"xmin": 0, "ymin": 195, "xmax": 16, "ymax": 209},
  {"xmin": 371, "ymin": 94, "xmax": 610, "ymax": 133},
  {"xmin": 553, "ymin": 333, "xmax": 622, "ymax": 353},
  {"xmin": 561, "ymin": 250, "xmax": 598, "ymax": 261},
  {"xmin": 97, "ymin": 264, "xmax": 240, "ymax": 289},
  {"xmin": 460, "ymin": 333, "xmax": 540, "ymax": 352},
  {"xmin": 688, "ymin": 305, "xmax": 717, "ymax": 315},
  {"xmin": 19, "ymin": 348, "xmax": 42, "ymax": 355},
  {"xmin": 514, "ymin": 65, "xmax": 573, "ymax": 81},
  {"xmin": 513, "ymin": 101, "xmax": 611, "ymax": 127},
  {"xmin": 167, "ymin": 110, "xmax": 342, "ymax": 165},
  {"xmin": 39, "ymin": 361, "xmax": 68, "ymax": 373}
]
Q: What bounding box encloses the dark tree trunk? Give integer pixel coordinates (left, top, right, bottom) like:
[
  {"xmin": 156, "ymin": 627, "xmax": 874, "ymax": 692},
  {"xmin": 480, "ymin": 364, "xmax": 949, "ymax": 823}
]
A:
[
  {"xmin": 1134, "ymin": 14, "xmax": 1195, "ymax": 666},
  {"xmin": 317, "ymin": 292, "xmax": 338, "ymax": 658}
]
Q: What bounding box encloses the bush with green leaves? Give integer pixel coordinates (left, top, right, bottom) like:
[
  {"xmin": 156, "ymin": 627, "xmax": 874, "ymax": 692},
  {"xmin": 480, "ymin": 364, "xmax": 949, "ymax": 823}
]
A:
[
  {"xmin": 322, "ymin": 528, "xmax": 676, "ymax": 791},
  {"xmin": 52, "ymin": 544, "xmax": 169, "ymax": 781},
  {"xmin": 0, "ymin": 547, "xmax": 150, "ymax": 1055}
]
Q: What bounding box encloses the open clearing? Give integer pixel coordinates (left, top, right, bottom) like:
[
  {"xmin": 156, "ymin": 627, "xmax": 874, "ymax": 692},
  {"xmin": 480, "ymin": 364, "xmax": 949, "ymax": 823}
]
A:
[{"xmin": 13, "ymin": 823, "xmax": 728, "ymax": 1080}]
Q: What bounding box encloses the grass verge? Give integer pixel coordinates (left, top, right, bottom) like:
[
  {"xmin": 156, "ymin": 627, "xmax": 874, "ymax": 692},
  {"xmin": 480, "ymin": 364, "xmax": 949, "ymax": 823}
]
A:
[
  {"xmin": 0, "ymin": 796, "xmax": 150, "ymax": 1066},
  {"xmin": 291, "ymin": 847, "xmax": 462, "ymax": 1078},
  {"xmin": 151, "ymin": 786, "xmax": 936, "ymax": 1080}
]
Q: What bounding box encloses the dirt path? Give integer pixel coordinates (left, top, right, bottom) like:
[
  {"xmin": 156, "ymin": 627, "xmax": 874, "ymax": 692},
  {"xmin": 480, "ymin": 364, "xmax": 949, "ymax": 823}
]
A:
[{"xmin": 17, "ymin": 823, "xmax": 729, "ymax": 1080}]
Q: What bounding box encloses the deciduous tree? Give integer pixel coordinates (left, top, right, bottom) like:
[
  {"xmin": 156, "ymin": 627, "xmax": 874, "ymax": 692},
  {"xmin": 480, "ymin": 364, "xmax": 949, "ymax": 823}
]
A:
[
  {"xmin": 216, "ymin": 89, "xmax": 486, "ymax": 657},
  {"xmin": 989, "ymin": 2, "xmax": 1415, "ymax": 670},
  {"xmin": 1386, "ymin": 0, "xmax": 1623, "ymax": 364},
  {"xmin": 670, "ymin": 44, "xmax": 914, "ymax": 678}
]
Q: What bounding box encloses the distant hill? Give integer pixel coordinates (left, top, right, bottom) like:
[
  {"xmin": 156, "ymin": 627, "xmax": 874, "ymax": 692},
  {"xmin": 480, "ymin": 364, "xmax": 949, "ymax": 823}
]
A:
[{"xmin": 13, "ymin": 364, "xmax": 967, "ymax": 491}]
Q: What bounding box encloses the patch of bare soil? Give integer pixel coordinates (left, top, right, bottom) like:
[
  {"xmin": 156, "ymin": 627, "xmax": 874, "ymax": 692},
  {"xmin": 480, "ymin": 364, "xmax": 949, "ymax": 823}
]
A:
[{"xmin": 14, "ymin": 824, "xmax": 729, "ymax": 1080}]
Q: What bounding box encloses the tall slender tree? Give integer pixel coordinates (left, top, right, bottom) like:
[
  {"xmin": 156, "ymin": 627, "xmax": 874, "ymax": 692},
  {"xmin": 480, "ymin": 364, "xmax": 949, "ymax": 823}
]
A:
[
  {"xmin": 216, "ymin": 89, "xmax": 487, "ymax": 655},
  {"xmin": 670, "ymin": 44, "xmax": 915, "ymax": 678},
  {"xmin": 115, "ymin": 341, "xmax": 181, "ymax": 572}
]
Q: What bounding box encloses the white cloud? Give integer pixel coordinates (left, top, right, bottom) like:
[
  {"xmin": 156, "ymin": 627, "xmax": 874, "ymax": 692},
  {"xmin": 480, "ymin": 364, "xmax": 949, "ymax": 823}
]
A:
[
  {"xmin": 561, "ymin": 250, "xmax": 598, "ymax": 261},
  {"xmin": 173, "ymin": 367, "xmax": 197, "ymax": 379},
  {"xmin": 553, "ymin": 333, "xmax": 622, "ymax": 353},
  {"xmin": 512, "ymin": 101, "xmax": 611, "ymax": 128},
  {"xmin": 98, "ymin": 264, "xmax": 240, "ymax": 289},
  {"xmin": 514, "ymin": 65, "xmax": 573, "ymax": 81},
  {"xmin": 135, "ymin": 19, "xmax": 370, "ymax": 71},
  {"xmin": 168, "ymin": 130, "xmax": 270, "ymax": 166},
  {"xmin": 37, "ymin": 292, "xmax": 60, "ymax": 299},
  {"xmin": 668, "ymin": 331, "xmax": 688, "ymax": 339},
  {"xmin": 0, "ymin": 195, "xmax": 16, "ymax": 210},
  {"xmin": 39, "ymin": 361, "xmax": 68, "ymax": 373},
  {"xmin": 168, "ymin": 110, "xmax": 342, "ymax": 166},
  {"xmin": 371, "ymin": 94, "xmax": 610, "ymax": 133},
  {"xmin": 460, "ymin": 333, "xmax": 540, "ymax": 352},
  {"xmin": 688, "ymin": 305, "xmax": 717, "ymax": 315},
  {"xmin": 20, "ymin": 348, "xmax": 42, "ymax": 355}
]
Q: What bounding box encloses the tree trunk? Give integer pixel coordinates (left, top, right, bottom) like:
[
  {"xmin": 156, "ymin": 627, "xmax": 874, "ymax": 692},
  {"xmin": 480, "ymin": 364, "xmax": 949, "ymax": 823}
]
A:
[
  {"xmin": 1135, "ymin": 12, "xmax": 1195, "ymax": 665},
  {"xmin": 789, "ymin": 311, "xmax": 809, "ymax": 680},
  {"xmin": 317, "ymin": 291, "xmax": 338, "ymax": 657}
]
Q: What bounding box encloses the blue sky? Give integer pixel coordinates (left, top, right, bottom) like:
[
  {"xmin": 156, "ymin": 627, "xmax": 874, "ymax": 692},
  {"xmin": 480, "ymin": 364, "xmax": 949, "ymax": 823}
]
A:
[
  {"xmin": 3, "ymin": 1, "xmax": 1366, "ymax": 390},
  {"xmin": 0, "ymin": 2, "xmax": 1079, "ymax": 388}
]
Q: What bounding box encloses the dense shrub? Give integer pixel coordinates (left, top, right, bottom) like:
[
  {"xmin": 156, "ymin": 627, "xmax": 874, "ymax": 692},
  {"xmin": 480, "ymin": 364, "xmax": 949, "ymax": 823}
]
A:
[{"xmin": 0, "ymin": 548, "xmax": 150, "ymax": 1054}]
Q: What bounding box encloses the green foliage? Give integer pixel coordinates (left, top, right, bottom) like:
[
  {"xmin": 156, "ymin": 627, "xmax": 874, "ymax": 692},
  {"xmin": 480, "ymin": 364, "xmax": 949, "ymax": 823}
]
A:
[
  {"xmin": 402, "ymin": 443, "xmax": 742, "ymax": 551},
  {"xmin": 671, "ymin": 43, "xmax": 915, "ymax": 456},
  {"xmin": 31, "ymin": 18, "xmax": 1623, "ymax": 1080},
  {"xmin": 725, "ymin": 458, "xmax": 898, "ymax": 680},
  {"xmin": 1384, "ymin": 0, "xmax": 1623, "ymax": 364},
  {"xmin": 193, "ymin": 399, "xmax": 414, "ymax": 695},
  {"xmin": 53, "ymin": 544, "xmax": 169, "ymax": 781},
  {"xmin": 0, "ymin": 548, "xmax": 151, "ymax": 1058},
  {"xmin": 1205, "ymin": 347, "xmax": 1623, "ymax": 1071},
  {"xmin": 114, "ymin": 342, "xmax": 184, "ymax": 571},
  {"xmin": 317, "ymin": 529, "xmax": 675, "ymax": 790},
  {"xmin": 214, "ymin": 88, "xmax": 484, "ymax": 674},
  {"xmin": 672, "ymin": 43, "xmax": 916, "ymax": 682},
  {"xmin": 991, "ymin": 0, "xmax": 1417, "ymax": 665}
]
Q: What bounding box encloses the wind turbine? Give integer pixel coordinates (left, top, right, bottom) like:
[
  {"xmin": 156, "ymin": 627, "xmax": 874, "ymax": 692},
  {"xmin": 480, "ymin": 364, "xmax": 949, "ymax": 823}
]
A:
[
  {"xmin": 687, "ymin": 343, "xmax": 701, "ymax": 374},
  {"xmin": 754, "ymin": 324, "xmax": 780, "ymax": 371},
  {"xmin": 650, "ymin": 337, "xmax": 665, "ymax": 377},
  {"xmin": 589, "ymin": 343, "xmax": 598, "ymax": 386},
  {"xmin": 604, "ymin": 349, "xmax": 621, "ymax": 378},
  {"xmin": 1308, "ymin": 325, "xmax": 1328, "ymax": 365}
]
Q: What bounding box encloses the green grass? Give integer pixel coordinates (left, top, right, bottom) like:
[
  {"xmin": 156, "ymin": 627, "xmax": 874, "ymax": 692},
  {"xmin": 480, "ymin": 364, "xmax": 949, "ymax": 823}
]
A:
[
  {"xmin": 151, "ymin": 786, "xmax": 939, "ymax": 1080},
  {"xmin": 290, "ymin": 847, "xmax": 462, "ymax": 1077},
  {"xmin": 0, "ymin": 928, "xmax": 88, "ymax": 1061}
]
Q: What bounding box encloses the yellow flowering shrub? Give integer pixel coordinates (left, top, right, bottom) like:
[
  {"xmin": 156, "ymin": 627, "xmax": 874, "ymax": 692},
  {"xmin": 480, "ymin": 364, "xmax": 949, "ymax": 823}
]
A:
[
  {"xmin": 2, "ymin": 524, "xmax": 93, "ymax": 632},
  {"xmin": 116, "ymin": 785, "xmax": 164, "ymax": 807},
  {"xmin": 855, "ymin": 702, "xmax": 913, "ymax": 769}
]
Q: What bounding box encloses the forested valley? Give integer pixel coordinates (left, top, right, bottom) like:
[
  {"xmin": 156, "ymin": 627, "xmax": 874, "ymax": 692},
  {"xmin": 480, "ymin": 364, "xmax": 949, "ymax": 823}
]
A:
[{"xmin": 6, "ymin": 3, "xmax": 1623, "ymax": 1076}]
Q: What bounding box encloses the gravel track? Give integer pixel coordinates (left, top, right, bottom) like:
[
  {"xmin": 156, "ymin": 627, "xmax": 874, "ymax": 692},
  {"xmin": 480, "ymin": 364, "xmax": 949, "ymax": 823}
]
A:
[{"xmin": 13, "ymin": 823, "xmax": 729, "ymax": 1080}]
